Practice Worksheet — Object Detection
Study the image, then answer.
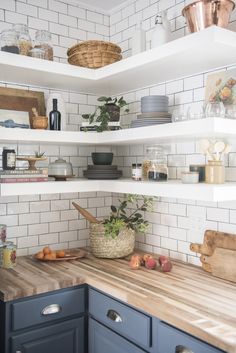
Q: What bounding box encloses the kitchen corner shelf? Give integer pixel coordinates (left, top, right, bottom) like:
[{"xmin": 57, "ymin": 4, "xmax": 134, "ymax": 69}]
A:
[
  {"xmin": 1, "ymin": 118, "xmax": 236, "ymax": 146},
  {"xmin": 1, "ymin": 178, "xmax": 236, "ymax": 202},
  {"xmin": 0, "ymin": 27, "xmax": 236, "ymax": 95}
]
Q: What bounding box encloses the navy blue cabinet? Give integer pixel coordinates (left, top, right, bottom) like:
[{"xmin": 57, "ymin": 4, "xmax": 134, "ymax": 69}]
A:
[
  {"xmin": 157, "ymin": 321, "xmax": 225, "ymax": 353},
  {"xmin": 1, "ymin": 285, "xmax": 86, "ymax": 353},
  {"xmin": 11, "ymin": 317, "xmax": 84, "ymax": 353},
  {"xmin": 89, "ymin": 318, "xmax": 146, "ymax": 353}
]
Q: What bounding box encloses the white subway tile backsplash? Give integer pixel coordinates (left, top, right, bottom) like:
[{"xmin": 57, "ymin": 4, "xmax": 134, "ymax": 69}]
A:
[
  {"xmin": 39, "ymin": 232, "xmax": 59, "ymax": 245},
  {"xmin": 207, "ymin": 208, "xmax": 229, "ymax": 223},
  {"xmin": 7, "ymin": 203, "xmax": 29, "ymax": 215},
  {"xmin": 16, "ymin": 2, "xmax": 37, "ymax": 17},
  {"xmin": 5, "ymin": 10, "xmax": 27, "ymax": 24},
  {"xmin": 39, "ymin": 8, "xmax": 58, "ymax": 23},
  {"xmin": 1, "ymin": 0, "xmax": 15, "ymax": 11},
  {"xmin": 28, "ymin": 0, "xmax": 48, "ymax": 8},
  {"xmin": 29, "ymin": 223, "xmax": 49, "ymax": 236}
]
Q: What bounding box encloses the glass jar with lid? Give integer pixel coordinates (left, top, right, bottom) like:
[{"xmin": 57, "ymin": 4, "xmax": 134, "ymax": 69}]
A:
[
  {"xmin": 12, "ymin": 23, "xmax": 32, "ymax": 55},
  {"xmin": 35, "ymin": 30, "xmax": 53, "ymax": 61},
  {"xmin": 143, "ymin": 145, "xmax": 168, "ymax": 181},
  {"xmin": 0, "ymin": 29, "xmax": 19, "ymax": 54}
]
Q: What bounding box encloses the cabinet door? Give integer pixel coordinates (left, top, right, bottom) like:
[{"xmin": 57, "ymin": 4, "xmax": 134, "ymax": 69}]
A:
[
  {"xmin": 11, "ymin": 317, "xmax": 84, "ymax": 353},
  {"xmin": 89, "ymin": 318, "xmax": 146, "ymax": 353},
  {"xmin": 157, "ymin": 321, "xmax": 225, "ymax": 353}
]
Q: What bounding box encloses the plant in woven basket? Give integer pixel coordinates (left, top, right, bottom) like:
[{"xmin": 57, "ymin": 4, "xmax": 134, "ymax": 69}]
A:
[
  {"xmin": 82, "ymin": 96, "xmax": 129, "ymax": 132},
  {"xmin": 103, "ymin": 194, "xmax": 154, "ymax": 238}
]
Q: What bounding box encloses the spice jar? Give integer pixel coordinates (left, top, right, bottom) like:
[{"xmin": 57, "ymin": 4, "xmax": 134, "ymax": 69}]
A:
[
  {"xmin": 0, "ymin": 225, "xmax": 6, "ymax": 243},
  {"xmin": 13, "ymin": 23, "xmax": 32, "ymax": 55},
  {"xmin": 143, "ymin": 146, "xmax": 168, "ymax": 181},
  {"xmin": 205, "ymin": 160, "xmax": 225, "ymax": 184},
  {"xmin": 132, "ymin": 163, "xmax": 142, "ymax": 181},
  {"xmin": 29, "ymin": 47, "xmax": 46, "ymax": 59},
  {"xmin": 0, "ymin": 243, "xmax": 4, "ymax": 268},
  {"xmin": 0, "ymin": 29, "xmax": 19, "ymax": 54},
  {"xmin": 2, "ymin": 147, "xmax": 16, "ymax": 170},
  {"xmin": 35, "ymin": 30, "xmax": 53, "ymax": 61},
  {"xmin": 2, "ymin": 241, "xmax": 16, "ymax": 269}
]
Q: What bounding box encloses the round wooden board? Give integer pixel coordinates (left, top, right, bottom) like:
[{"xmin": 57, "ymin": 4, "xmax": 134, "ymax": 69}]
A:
[{"xmin": 34, "ymin": 249, "xmax": 87, "ymax": 262}]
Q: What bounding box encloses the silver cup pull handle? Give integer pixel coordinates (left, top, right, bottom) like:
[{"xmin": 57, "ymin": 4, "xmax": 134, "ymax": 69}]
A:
[
  {"xmin": 41, "ymin": 304, "xmax": 62, "ymax": 316},
  {"xmin": 107, "ymin": 309, "xmax": 122, "ymax": 323},
  {"xmin": 176, "ymin": 346, "xmax": 194, "ymax": 353}
]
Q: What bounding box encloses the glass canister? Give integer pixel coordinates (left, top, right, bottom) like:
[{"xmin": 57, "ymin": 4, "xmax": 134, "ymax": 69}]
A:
[
  {"xmin": 12, "ymin": 23, "xmax": 32, "ymax": 55},
  {"xmin": 0, "ymin": 242, "xmax": 4, "ymax": 268},
  {"xmin": 0, "ymin": 29, "xmax": 19, "ymax": 54},
  {"xmin": 35, "ymin": 30, "xmax": 53, "ymax": 61},
  {"xmin": 2, "ymin": 241, "xmax": 16, "ymax": 269},
  {"xmin": 143, "ymin": 145, "xmax": 168, "ymax": 181},
  {"xmin": 205, "ymin": 160, "xmax": 225, "ymax": 184}
]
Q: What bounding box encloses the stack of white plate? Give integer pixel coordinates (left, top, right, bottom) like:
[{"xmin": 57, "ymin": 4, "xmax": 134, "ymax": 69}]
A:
[{"xmin": 131, "ymin": 95, "xmax": 171, "ymax": 128}]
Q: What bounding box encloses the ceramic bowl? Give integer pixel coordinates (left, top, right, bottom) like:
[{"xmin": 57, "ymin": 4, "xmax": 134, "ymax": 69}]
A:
[
  {"xmin": 48, "ymin": 158, "xmax": 73, "ymax": 179},
  {"xmin": 92, "ymin": 152, "xmax": 113, "ymax": 165}
]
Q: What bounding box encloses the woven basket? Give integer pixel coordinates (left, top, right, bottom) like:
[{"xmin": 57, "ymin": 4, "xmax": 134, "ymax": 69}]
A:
[
  {"xmin": 90, "ymin": 223, "xmax": 135, "ymax": 259},
  {"xmin": 67, "ymin": 40, "xmax": 121, "ymax": 56},
  {"xmin": 68, "ymin": 50, "xmax": 121, "ymax": 69},
  {"xmin": 67, "ymin": 40, "xmax": 122, "ymax": 69}
]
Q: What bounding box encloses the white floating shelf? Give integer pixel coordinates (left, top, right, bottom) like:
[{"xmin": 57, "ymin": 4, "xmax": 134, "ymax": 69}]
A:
[
  {"xmin": 0, "ymin": 27, "xmax": 236, "ymax": 95},
  {"xmin": 1, "ymin": 178, "xmax": 236, "ymax": 202},
  {"xmin": 1, "ymin": 118, "xmax": 236, "ymax": 145}
]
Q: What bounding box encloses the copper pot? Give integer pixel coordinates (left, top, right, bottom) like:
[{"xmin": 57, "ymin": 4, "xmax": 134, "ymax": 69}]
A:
[{"xmin": 182, "ymin": 0, "xmax": 235, "ymax": 32}]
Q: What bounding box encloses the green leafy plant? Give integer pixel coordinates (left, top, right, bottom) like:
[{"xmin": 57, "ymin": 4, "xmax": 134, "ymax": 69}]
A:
[
  {"xmin": 35, "ymin": 151, "xmax": 45, "ymax": 158},
  {"xmin": 82, "ymin": 96, "xmax": 129, "ymax": 132},
  {"xmin": 103, "ymin": 194, "xmax": 154, "ymax": 238}
]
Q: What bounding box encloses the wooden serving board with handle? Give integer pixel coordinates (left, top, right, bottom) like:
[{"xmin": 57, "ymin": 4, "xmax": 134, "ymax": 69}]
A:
[
  {"xmin": 190, "ymin": 230, "xmax": 236, "ymax": 256},
  {"xmin": 200, "ymin": 248, "xmax": 236, "ymax": 283}
]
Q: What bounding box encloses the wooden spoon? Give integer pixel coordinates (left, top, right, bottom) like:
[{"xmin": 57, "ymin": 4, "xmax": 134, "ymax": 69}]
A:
[{"xmin": 72, "ymin": 202, "xmax": 100, "ymax": 223}]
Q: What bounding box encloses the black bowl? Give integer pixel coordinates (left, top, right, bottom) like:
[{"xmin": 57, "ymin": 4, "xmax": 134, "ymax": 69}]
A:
[{"xmin": 91, "ymin": 152, "xmax": 113, "ymax": 165}]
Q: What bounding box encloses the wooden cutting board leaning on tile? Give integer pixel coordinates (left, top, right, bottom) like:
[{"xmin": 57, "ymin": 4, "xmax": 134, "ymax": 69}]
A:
[{"xmin": 190, "ymin": 230, "xmax": 236, "ymax": 282}]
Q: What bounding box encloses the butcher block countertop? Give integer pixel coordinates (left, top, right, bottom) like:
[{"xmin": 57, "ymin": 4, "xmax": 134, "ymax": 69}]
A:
[{"xmin": 1, "ymin": 251, "xmax": 236, "ymax": 353}]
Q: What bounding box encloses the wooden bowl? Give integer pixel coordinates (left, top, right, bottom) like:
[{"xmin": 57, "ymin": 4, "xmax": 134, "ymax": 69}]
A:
[{"xmin": 32, "ymin": 116, "xmax": 48, "ymax": 130}]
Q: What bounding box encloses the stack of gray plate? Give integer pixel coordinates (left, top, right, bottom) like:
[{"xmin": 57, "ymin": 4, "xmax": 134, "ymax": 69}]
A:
[
  {"xmin": 131, "ymin": 95, "xmax": 171, "ymax": 128},
  {"xmin": 83, "ymin": 165, "xmax": 122, "ymax": 179}
]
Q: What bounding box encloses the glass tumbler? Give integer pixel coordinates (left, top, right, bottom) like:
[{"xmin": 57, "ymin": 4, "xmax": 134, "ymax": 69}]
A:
[{"xmin": 205, "ymin": 102, "xmax": 225, "ymax": 118}]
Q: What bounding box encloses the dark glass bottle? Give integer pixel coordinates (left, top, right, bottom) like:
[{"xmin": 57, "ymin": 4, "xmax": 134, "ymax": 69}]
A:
[
  {"xmin": 2, "ymin": 148, "xmax": 16, "ymax": 170},
  {"xmin": 49, "ymin": 99, "xmax": 61, "ymax": 130}
]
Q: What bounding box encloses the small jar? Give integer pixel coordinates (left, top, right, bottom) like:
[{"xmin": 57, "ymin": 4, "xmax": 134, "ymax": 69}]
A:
[
  {"xmin": 190, "ymin": 165, "xmax": 206, "ymax": 182},
  {"xmin": 144, "ymin": 146, "xmax": 168, "ymax": 181},
  {"xmin": 181, "ymin": 172, "xmax": 199, "ymax": 184},
  {"xmin": 2, "ymin": 241, "xmax": 16, "ymax": 269},
  {"xmin": 0, "ymin": 225, "xmax": 6, "ymax": 243},
  {"xmin": 0, "ymin": 29, "xmax": 19, "ymax": 54},
  {"xmin": 2, "ymin": 147, "xmax": 16, "ymax": 170},
  {"xmin": 205, "ymin": 160, "xmax": 225, "ymax": 184},
  {"xmin": 0, "ymin": 242, "xmax": 4, "ymax": 268},
  {"xmin": 35, "ymin": 30, "xmax": 53, "ymax": 61},
  {"xmin": 132, "ymin": 163, "xmax": 142, "ymax": 181},
  {"xmin": 12, "ymin": 23, "xmax": 32, "ymax": 55},
  {"xmin": 29, "ymin": 47, "xmax": 46, "ymax": 59}
]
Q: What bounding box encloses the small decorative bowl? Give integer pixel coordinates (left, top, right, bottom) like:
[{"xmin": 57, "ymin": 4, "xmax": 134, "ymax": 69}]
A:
[
  {"xmin": 181, "ymin": 172, "xmax": 199, "ymax": 184},
  {"xmin": 32, "ymin": 116, "xmax": 48, "ymax": 130},
  {"xmin": 92, "ymin": 152, "xmax": 113, "ymax": 165},
  {"xmin": 48, "ymin": 159, "xmax": 74, "ymax": 181}
]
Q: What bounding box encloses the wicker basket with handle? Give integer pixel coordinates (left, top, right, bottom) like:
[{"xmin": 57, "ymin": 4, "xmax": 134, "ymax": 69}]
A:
[{"xmin": 90, "ymin": 223, "xmax": 135, "ymax": 259}]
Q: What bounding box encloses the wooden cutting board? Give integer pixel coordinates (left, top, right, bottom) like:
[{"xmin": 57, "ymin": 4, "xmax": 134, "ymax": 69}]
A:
[
  {"xmin": 200, "ymin": 248, "xmax": 236, "ymax": 283},
  {"xmin": 190, "ymin": 230, "xmax": 236, "ymax": 256}
]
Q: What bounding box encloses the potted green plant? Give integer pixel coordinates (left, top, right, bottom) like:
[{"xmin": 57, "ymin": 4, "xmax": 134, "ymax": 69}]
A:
[
  {"xmin": 90, "ymin": 194, "xmax": 154, "ymax": 258},
  {"xmin": 82, "ymin": 96, "xmax": 129, "ymax": 132}
]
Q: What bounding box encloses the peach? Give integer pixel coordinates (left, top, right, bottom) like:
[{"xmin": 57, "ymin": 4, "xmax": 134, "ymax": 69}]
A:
[
  {"xmin": 145, "ymin": 258, "xmax": 157, "ymax": 270},
  {"xmin": 129, "ymin": 254, "xmax": 142, "ymax": 270}
]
